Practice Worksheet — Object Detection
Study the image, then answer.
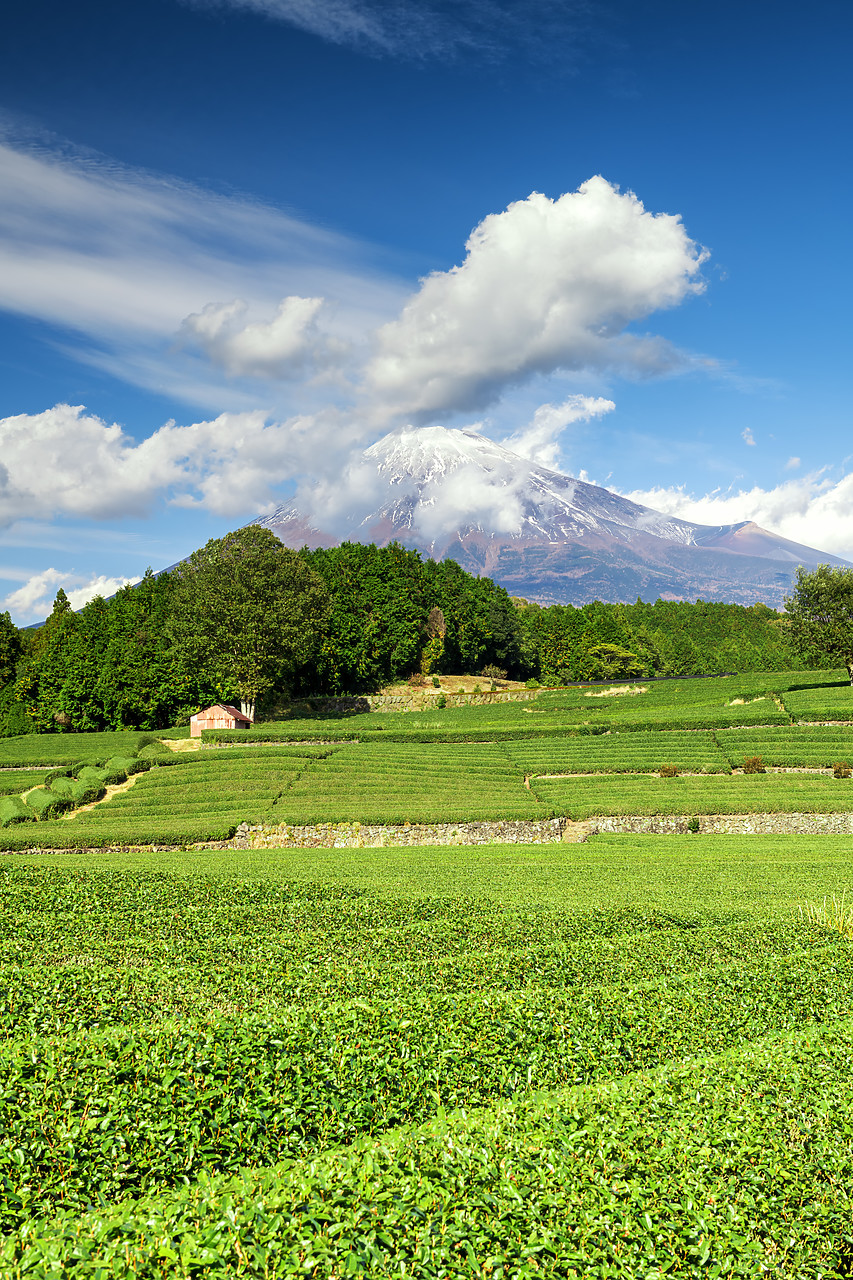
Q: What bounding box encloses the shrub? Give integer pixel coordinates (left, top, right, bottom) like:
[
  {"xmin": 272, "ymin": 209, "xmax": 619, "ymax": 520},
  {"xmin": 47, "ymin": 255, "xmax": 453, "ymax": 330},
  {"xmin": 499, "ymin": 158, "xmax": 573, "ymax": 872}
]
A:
[
  {"xmin": 687, "ymin": 816, "xmax": 700, "ymax": 833},
  {"xmin": 436, "ymin": 694, "xmax": 447, "ymax": 709},
  {"xmin": 0, "ymin": 796, "xmax": 35, "ymax": 828},
  {"xmin": 743, "ymin": 755, "xmax": 766, "ymax": 774},
  {"xmin": 408, "ymin": 672, "xmax": 427, "ymax": 688},
  {"xmin": 432, "ymin": 676, "xmax": 441, "ymax": 688},
  {"xmin": 833, "ymin": 761, "xmax": 852, "ymax": 779},
  {"xmin": 525, "ymin": 678, "xmax": 540, "ymax": 690},
  {"xmin": 481, "ymin": 664, "xmax": 508, "ymax": 681},
  {"xmin": 25, "ymin": 788, "xmax": 74, "ymax": 820},
  {"xmin": 659, "ymin": 763, "xmax": 680, "ymax": 778}
]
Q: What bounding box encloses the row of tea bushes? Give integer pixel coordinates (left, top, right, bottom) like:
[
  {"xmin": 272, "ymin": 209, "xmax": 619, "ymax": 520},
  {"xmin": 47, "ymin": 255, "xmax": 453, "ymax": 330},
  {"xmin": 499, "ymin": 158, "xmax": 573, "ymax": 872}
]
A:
[
  {"xmin": 6, "ymin": 1016, "xmax": 853, "ymax": 1277},
  {"xmin": 1, "ymin": 865, "xmax": 852, "ymax": 1256},
  {"xmin": 0, "ymin": 753, "xmax": 156, "ymax": 826},
  {"xmin": 505, "ymin": 729, "xmax": 731, "ymax": 775},
  {"xmin": 718, "ymin": 725, "xmax": 853, "ymax": 766},
  {"xmin": 532, "ymin": 770, "xmax": 853, "ymax": 819}
]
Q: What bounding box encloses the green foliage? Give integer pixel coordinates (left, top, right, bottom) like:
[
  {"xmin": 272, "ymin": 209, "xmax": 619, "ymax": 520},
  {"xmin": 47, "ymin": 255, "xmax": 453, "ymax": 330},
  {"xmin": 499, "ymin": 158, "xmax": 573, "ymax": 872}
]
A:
[
  {"xmin": 717, "ymin": 725, "xmax": 853, "ymax": 767},
  {"xmin": 8, "ymin": 573, "xmax": 228, "ymax": 735},
  {"xmin": 505, "ymin": 729, "xmax": 730, "ymax": 775},
  {"xmin": 785, "ymin": 563, "xmax": 853, "ymax": 680},
  {"xmin": 519, "ymin": 597, "xmax": 803, "ymax": 684},
  {"xmin": 1, "ymin": 865, "xmax": 853, "ymax": 1273},
  {"xmin": 168, "ymin": 527, "xmax": 331, "ymax": 714},
  {"xmin": 0, "ymin": 795, "xmax": 34, "ymax": 827},
  {"xmin": 0, "ymin": 612, "xmax": 22, "ymax": 691},
  {"xmin": 533, "ymin": 771, "xmax": 853, "ymax": 818},
  {"xmin": 298, "ymin": 543, "xmax": 523, "ymax": 694},
  {"xmin": 0, "ymin": 730, "xmax": 155, "ymax": 767},
  {"xmin": 783, "ymin": 682, "xmax": 853, "ymax": 721}
]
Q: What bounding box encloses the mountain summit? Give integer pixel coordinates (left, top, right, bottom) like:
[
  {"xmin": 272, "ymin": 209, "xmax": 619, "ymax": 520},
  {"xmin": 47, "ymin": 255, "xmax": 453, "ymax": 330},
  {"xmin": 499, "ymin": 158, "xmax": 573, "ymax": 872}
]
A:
[{"xmin": 255, "ymin": 426, "xmax": 845, "ymax": 606}]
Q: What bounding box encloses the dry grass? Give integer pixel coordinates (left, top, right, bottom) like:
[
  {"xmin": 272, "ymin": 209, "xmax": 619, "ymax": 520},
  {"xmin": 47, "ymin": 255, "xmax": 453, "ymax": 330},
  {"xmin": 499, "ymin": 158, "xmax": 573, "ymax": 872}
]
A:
[
  {"xmin": 61, "ymin": 773, "xmax": 140, "ymax": 819},
  {"xmin": 799, "ymin": 892, "xmax": 853, "ymax": 940},
  {"xmin": 379, "ymin": 674, "xmax": 530, "ymax": 695},
  {"xmin": 584, "ymin": 685, "xmax": 648, "ymax": 699}
]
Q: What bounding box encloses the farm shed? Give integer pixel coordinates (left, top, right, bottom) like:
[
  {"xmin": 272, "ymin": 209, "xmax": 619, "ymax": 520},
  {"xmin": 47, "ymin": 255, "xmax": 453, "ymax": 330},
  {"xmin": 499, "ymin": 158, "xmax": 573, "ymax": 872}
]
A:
[{"xmin": 190, "ymin": 704, "xmax": 253, "ymax": 738}]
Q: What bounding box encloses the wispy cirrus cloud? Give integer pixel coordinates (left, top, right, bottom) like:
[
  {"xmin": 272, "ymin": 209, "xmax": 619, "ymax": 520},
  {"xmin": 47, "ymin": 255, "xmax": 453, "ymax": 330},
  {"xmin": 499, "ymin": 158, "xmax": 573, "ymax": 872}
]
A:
[
  {"xmin": 0, "ymin": 132, "xmax": 405, "ymax": 409},
  {"xmin": 189, "ymin": 0, "xmax": 594, "ymax": 64}
]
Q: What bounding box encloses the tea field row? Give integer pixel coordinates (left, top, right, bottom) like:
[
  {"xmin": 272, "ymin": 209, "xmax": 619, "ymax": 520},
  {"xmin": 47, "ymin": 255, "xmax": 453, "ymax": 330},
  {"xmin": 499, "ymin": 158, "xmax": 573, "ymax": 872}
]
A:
[{"xmin": 2, "ymin": 855, "xmax": 853, "ymax": 1275}]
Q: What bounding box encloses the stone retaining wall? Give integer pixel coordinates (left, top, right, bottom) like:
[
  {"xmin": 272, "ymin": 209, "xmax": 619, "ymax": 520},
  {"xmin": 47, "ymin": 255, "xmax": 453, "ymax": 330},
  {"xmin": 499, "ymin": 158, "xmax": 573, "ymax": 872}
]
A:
[
  {"xmin": 231, "ymin": 810, "xmax": 853, "ymax": 848},
  {"xmin": 234, "ymin": 818, "xmax": 564, "ymax": 848},
  {"xmin": 588, "ymin": 812, "xmax": 853, "ymax": 835}
]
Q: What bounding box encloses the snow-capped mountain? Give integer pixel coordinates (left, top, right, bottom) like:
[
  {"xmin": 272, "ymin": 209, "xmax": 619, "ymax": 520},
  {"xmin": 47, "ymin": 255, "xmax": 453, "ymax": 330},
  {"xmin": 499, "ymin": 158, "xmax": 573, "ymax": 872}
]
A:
[{"xmin": 254, "ymin": 426, "xmax": 846, "ymax": 606}]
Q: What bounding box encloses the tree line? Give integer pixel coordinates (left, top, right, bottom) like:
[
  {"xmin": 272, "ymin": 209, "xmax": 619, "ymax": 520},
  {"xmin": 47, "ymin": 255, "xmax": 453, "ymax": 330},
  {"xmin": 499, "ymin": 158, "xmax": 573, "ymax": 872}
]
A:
[{"xmin": 0, "ymin": 529, "xmax": 845, "ymax": 736}]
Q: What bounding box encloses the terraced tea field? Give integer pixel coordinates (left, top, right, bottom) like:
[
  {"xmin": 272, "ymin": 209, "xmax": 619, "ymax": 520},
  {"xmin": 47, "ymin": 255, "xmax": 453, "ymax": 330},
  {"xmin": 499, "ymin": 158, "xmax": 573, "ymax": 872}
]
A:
[
  {"xmin": 3, "ymin": 670, "xmax": 853, "ymax": 1272},
  {"xmin": 3, "ymin": 670, "xmax": 853, "ymax": 847}
]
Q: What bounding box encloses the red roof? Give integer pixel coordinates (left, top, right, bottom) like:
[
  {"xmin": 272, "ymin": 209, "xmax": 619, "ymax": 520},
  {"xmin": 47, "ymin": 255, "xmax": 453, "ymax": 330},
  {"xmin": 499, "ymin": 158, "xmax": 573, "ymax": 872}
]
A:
[{"xmin": 191, "ymin": 704, "xmax": 252, "ymax": 722}]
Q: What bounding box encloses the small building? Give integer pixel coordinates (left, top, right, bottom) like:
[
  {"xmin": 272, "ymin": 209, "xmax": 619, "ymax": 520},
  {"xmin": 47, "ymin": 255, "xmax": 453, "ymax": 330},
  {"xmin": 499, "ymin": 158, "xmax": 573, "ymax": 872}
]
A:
[{"xmin": 190, "ymin": 704, "xmax": 253, "ymax": 738}]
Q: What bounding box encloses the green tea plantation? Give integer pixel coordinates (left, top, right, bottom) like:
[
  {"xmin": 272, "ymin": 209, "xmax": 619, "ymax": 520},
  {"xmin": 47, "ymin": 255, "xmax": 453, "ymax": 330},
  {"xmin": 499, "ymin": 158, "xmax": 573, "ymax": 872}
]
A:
[{"xmin": 2, "ymin": 669, "xmax": 853, "ymax": 1275}]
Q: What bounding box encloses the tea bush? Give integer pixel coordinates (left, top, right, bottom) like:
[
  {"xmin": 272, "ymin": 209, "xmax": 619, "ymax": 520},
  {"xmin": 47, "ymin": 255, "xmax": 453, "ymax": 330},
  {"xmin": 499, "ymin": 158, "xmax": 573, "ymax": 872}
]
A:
[{"xmin": 1, "ymin": 862, "xmax": 853, "ymax": 1274}]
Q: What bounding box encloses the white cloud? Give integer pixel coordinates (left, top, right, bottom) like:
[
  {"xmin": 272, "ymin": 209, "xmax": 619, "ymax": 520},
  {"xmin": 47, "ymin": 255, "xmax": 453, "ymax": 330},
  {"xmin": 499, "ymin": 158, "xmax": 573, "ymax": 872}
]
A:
[
  {"xmin": 365, "ymin": 176, "xmax": 708, "ymax": 421},
  {"xmin": 502, "ymin": 394, "xmax": 615, "ymax": 469},
  {"xmin": 786, "ymin": 456, "xmax": 801, "ymax": 470},
  {"xmin": 180, "ymin": 295, "xmax": 344, "ymax": 378},
  {"xmin": 0, "ymin": 402, "xmax": 349, "ymax": 527},
  {"xmin": 0, "ymin": 135, "xmax": 404, "ymax": 407},
  {"xmin": 3, "ymin": 569, "xmax": 139, "ymax": 624},
  {"xmin": 192, "ymin": 0, "xmax": 590, "ymax": 63},
  {"xmin": 621, "ymin": 472, "xmax": 853, "ymax": 560},
  {"xmin": 741, "ymin": 426, "xmax": 756, "ymax": 446}
]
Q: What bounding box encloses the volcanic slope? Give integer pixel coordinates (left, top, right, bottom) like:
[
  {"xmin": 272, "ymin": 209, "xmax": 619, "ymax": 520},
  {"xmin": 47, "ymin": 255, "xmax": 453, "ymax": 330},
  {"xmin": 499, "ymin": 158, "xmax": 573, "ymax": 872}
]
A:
[{"xmin": 256, "ymin": 425, "xmax": 845, "ymax": 606}]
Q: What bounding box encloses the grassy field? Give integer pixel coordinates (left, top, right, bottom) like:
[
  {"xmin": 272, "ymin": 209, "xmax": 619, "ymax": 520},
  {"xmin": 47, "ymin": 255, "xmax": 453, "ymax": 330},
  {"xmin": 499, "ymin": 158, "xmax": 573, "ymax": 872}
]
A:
[{"xmin": 3, "ymin": 671, "xmax": 853, "ymax": 1272}]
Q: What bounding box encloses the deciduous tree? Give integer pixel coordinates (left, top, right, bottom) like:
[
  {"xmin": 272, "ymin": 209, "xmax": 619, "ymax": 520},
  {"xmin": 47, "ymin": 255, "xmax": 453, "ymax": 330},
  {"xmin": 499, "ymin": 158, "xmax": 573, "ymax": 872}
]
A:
[
  {"xmin": 784, "ymin": 564, "xmax": 853, "ymax": 683},
  {"xmin": 167, "ymin": 527, "xmax": 330, "ymax": 718}
]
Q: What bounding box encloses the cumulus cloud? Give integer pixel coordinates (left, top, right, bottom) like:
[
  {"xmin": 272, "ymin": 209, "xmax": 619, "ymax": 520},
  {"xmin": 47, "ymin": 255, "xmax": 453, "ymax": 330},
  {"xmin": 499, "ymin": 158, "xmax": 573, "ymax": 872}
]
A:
[
  {"xmin": 365, "ymin": 177, "xmax": 708, "ymax": 422},
  {"xmin": 0, "ymin": 402, "xmax": 347, "ymax": 527},
  {"xmin": 3, "ymin": 569, "xmax": 139, "ymax": 623},
  {"xmin": 620, "ymin": 472, "xmax": 853, "ymax": 561},
  {"xmin": 786, "ymin": 456, "xmax": 801, "ymax": 470},
  {"xmin": 502, "ymin": 394, "xmax": 615, "ymax": 469},
  {"xmin": 741, "ymin": 426, "xmax": 756, "ymax": 446},
  {"xmin": 180, "ymin": 296, "xmax": 344, "ymax": 378}
]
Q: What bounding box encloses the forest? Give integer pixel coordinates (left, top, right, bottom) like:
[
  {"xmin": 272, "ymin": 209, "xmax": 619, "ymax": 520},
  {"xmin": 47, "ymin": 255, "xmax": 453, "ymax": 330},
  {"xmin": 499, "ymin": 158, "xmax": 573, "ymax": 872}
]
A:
[{"xmin": 0, "ymin": 536, "xmax": 815, "ymax": 736}]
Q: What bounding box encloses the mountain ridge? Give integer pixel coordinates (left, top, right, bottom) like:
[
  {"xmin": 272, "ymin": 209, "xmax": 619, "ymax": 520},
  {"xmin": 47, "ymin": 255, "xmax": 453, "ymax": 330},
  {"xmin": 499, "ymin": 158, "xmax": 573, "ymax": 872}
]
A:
[{"xmin": 255, "ymin": 426, "xmax": 846, "ymax": 607}]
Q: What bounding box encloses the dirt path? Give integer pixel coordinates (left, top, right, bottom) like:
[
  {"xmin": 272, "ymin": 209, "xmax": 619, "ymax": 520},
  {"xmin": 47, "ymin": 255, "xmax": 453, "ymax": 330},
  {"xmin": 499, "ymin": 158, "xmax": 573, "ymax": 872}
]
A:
[{"xmin": 60, "ymin": 773, "xmax": 140, "ymax": 819}]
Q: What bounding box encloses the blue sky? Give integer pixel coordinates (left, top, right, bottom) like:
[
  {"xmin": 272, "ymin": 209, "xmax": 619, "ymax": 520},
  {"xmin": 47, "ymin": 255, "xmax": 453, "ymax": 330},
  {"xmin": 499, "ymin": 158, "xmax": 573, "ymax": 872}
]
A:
[{"xmin": 1, "ymin": 0, "xmax": 851, "ymax": 621}]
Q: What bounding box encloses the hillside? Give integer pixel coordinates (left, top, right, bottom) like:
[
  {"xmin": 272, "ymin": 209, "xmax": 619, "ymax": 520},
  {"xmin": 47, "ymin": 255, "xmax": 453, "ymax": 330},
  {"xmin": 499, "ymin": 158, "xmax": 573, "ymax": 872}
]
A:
[{"xmin": 256, "ymin": 426, "xmax": 846, "ymax": 606}]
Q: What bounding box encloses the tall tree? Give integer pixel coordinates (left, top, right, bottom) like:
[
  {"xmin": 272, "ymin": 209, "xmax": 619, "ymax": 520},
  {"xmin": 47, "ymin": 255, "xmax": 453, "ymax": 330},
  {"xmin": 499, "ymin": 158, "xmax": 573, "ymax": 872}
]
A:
[
  {"xmin": 167, "ymin": 527, "xmax": 330, "ymax": 718},
  {"xmin": 0, "ymin": 611, "xmax": 22, "ymax": 691},
  {"xmin": 784, "ymin": 564, "xmax": 853, "ymax": 682}
]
